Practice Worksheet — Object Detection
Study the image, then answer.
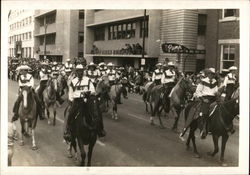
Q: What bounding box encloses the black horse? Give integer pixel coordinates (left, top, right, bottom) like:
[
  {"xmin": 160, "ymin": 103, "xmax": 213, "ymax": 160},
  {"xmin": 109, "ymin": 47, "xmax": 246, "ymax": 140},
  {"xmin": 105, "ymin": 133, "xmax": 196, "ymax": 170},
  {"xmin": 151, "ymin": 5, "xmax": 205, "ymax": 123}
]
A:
[
  {"xmin": 65, "ymin": 94, "xmax": 101, "ymax": 166},
  {"xmin": 184, "ymin": 95, "xmax": 239, "ymax": 165}
]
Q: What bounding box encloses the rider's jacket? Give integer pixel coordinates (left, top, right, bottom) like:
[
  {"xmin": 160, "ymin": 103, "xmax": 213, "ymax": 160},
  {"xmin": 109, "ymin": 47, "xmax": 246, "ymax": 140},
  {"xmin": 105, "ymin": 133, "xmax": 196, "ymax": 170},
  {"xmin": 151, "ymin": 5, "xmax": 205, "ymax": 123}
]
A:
[
  {"xmin": 39, "ymin": 68, "xmax": 49, "ymax": 81},
  {"xmin": 152, "ymin": 69, "xmax": 163, "ymax": 82},
  {"xmin": 68, "ymin": 76, "xmax": 95, "ymax": 101},
  {"xmin": 194, "ymin": 77, "xmax": 218, "ymax": 98},
  {"xmin": 223, "ymin": 72, "xmax": 237, "ymax": 87},
  {"xmin": 161, "ymin": 69, "xmax": 176, "ymax": 84},
  {"xmin": 99, "ymin": 67, "xmax": 107, "ymax": 76},
  {"xmin": 86, "ymin": 69, "xmax": 99, "ymax": 83},
  {"xmin": 106, "ymin": 69, "xmax": 117, "ymax": 81},
  {"xmin": 64, "ymin": 62, "xmax": 73, "ymax": 72},
  {"xmin": 18, "ymin": 73, "xmax": 34, "ymax": 88}
]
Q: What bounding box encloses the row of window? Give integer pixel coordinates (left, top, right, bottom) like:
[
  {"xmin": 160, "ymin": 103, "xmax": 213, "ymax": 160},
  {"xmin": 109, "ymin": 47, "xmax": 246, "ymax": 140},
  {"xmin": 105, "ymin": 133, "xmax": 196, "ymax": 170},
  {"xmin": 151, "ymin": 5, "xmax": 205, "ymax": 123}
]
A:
[
  {"xmin": 9, "ymin": 47, "xmax": 33, "ymax": 58},
  {"xmin": 94, "ymin": 18, "xmax": 149, "ymax": 41},
  {"xmin": 38, "ymin": 13, "xmax": 56, "ymax": 26},
  {"xmin": 39, "ymin": 33, "xmax": 56, "ymax": 45},
  {"xmin": 9, "ymin": 16, "xmax": 32, "ymax": 30},
  {"xmin": 9, "ymin": 32, "xmax": 32, "ymax": 43},
  {"xmin": 9, "ymin": 10, "xmax": 26, "ymax": 20},
  {"xmin": 79, "ymin": 10, "xmax": 84, "ymax": 20}
]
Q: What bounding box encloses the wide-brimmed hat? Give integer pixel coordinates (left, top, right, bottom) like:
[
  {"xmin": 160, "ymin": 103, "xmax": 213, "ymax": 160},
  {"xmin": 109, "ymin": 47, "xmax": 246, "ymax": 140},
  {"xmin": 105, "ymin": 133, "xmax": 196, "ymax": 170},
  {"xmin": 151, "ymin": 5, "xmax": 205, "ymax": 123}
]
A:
[
  {"xmin": 53, "ymin": 61, "xmax": 58, "ymax": 65},
  {"xmin": 207, "ymin": 67, "xmax": 216, "ymax": 74},
  {"xmin": 16, "ymin": 65, "xmax": 31, "ymax": 71},
  {"xmin": 155, "ymin": 63, "xmax": 163, "ymax": 67},
  {"xmin": 88, "ymin": 62, "xmax": 96, "ymax": 67},
  {"xmin": 168, "ymin": 62, "xmax": 175, "ymax": 67},
  {"xmin": 107, "ymin": 62, "xmax": 114, "ymax": 67},
  {"xmin": 66, "ymin": 58, "xmax": 71, "ymax": 62},
  {"xmin": 228, "ymin": 66, "xmax": 237, "ymax": 71},
  {"xmin": 99, "ymin": 62, "xmax": 105, "ymax": 66},
  {"xmin": 75, "ymin": 64, "xmax": 84, "ymax": 70}
]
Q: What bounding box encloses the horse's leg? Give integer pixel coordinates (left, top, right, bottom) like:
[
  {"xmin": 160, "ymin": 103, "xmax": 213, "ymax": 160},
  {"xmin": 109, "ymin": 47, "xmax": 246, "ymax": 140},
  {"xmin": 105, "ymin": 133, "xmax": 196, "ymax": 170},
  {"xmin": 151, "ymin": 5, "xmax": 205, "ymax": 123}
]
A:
[
  {"xmin": 77, "ymin": 139, "xmax": 86, "ymax": 166},
  {"xmin": 190, "ymin": 125, "xmax": 200, "ymax": 158},
  {"xmin": 172, "ymin": 107, "xmax": 181, "ymax": 132},
  {"xmin": 47, "ymin": 108, "xmax": 51, "ymax": 125},
  {"xmin": 87, "ymin": 143, "xmax": 95, "ymax": 166},
  {"xmin": 67, "ymin": 143, "xmax": 73, "ymax": 158},
  {"xmin": 185, "ymin": 128, "xmax": 191, "ymax": 151},
  {"xmin": 114, "ymin": 103, "xmax": 118, "ymax": 120},
  {"xmin": 31, "ymin": 128, "xmax": 38, "ymax": 150},
  {"xmin": 207, "ymin": 134, "xmax": 219, "ymax": 157},
  {"xmin": 220, "ymin": 135, "xmax": 229, "ymax": 164},
  {"xmin": 20, "ymin": 121, "xmax": 25, "ymax": 146},
  {"xmin": 72, "ymin": 139, "xmax": 78, "ymax": 161},
  {"xmin": 53, "ymin": 106, "xmax": 56, "ymax": 126}
]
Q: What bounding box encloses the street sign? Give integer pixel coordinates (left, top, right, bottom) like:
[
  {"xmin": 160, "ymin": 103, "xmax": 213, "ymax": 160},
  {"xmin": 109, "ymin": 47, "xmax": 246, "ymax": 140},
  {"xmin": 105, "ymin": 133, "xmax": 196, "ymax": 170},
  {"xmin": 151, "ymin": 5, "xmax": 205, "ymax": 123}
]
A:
[
  {"xmin": 141, "ymin": 58, "xmax": 145, "ymax": 65},
  {"xmin": 161, "ymin": 43, "xmax": 205, "ymax": 54}
]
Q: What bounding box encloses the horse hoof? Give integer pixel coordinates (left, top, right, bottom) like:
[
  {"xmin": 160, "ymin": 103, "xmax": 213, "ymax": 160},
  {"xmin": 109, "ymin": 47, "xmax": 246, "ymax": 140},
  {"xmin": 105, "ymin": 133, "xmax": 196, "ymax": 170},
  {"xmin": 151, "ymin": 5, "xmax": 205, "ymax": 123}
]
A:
[
  {"xmin": 207, "ymin": 152, "xmax": 214, "ymax": 156},
  {"xmin": 193, "ymin": 153, "xmax": 200, "ymax": 158},
  {"xmin": 20, "ymin": 141, "xmax": 24, "ymax": 146},
  {"xmin": 150, "ymin": 122, "xmax": 155, "ymax": 126},
  {"xmin": 186, "ymin": 145, "xmax": 190, "ymax": 151},
  {"xmin": 160, "ymin": 126, "xmax": 165, "ymax": 129},
  {"xmin": 32, "ymin": 146, "xmax": 38, "ymax": 150},
  {"xmin": 48, "ymin": 121, "xmax": 51, "ymax": 125},
  {"xmin": 172, "ymin": 128, "xmax": 178, "ymax": 133},
  {"xmin": 221, "ymin": 162, "xmax": 227, "ymax": 167},
  {"xmin": 67, "ymin": 154, "xmax": 73, "ymax": 158}
]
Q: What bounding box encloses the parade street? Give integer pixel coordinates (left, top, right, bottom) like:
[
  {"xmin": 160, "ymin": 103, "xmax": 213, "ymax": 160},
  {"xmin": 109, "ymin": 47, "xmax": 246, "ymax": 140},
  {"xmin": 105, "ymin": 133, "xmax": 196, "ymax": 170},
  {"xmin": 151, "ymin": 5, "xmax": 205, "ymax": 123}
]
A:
[{"xmin": 8, "ymin": 79, "xmax": 239, "ymax": 166}]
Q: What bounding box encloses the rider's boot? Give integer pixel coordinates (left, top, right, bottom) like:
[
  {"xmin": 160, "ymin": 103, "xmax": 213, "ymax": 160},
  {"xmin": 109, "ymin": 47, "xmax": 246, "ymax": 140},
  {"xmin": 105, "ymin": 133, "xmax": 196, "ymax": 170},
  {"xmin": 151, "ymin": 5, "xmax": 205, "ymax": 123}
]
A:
[{"xmin": 11, "ymin": 95, "xmax": 22, "ymax": 122}]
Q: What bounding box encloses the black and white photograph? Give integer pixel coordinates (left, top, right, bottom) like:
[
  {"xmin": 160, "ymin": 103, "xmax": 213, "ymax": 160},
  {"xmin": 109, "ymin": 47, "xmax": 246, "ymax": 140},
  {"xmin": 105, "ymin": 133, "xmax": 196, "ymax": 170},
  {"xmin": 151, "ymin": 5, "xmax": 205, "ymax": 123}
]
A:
[{"xmin": 1, "ymin": 0, "xmax": 249, "ymax": 175}]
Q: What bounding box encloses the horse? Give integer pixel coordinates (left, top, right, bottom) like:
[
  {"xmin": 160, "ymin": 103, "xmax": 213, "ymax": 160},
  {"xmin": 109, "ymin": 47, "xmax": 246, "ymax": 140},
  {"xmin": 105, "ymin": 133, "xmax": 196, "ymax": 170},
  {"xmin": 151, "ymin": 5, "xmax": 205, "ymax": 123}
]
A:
[
  {"xmin": 169, "ymin": 76, "xmax": 196, "ymax": 132},
  {"xmin": 142, "ymin": 81, "xmax": 154, "ymax": 113},
  {"xmin": 108, "ymin": 82, "xmax": 125, "ymax": 120},
  {"xmin": 43, "ymin": 78, "xmax": 58, "ymax": 126},
  {"xmin": 57, "ymin": 74, "xmax": 68, "ymax": 97},
  {"xmin": 184, "ymin": 89, "xmax": 239, "ymax": 165},
  {"xmin": 18, "ymin": 86, "xmax": 38, "ymax": 150},
  {"xmin": 70, "ymin": 93, "xmax": 100, "ymax": 166},
  {"xmin": 95, "ymin": 75, "xmax": 110, "ymax": 113}
]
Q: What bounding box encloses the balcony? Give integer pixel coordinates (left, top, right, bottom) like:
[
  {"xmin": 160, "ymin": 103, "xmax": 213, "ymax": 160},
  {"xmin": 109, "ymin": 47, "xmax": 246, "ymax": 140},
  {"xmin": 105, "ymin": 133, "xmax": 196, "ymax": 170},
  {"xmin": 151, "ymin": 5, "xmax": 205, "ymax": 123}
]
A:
[{"xmin": 34, "ymin": 23, "xmax": 56, "ymax": 37}]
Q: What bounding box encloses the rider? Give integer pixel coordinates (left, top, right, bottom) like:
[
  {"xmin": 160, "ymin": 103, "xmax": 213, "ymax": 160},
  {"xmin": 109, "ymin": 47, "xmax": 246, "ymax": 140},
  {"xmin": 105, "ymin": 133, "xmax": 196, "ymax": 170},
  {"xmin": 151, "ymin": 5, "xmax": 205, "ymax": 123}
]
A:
[
  {"xmin": 64, "ymin": 58, "xmax": 73, "ymax": 71},
  {"xmin": 106, "ymin": 62, "xmax": 117, "ymax": 86},
  {"xmin": 86, "ymin": 62, "xmax": 99, "ymax": 87},
  {"xmin": 223, "ymin": 66, "xmax": 238, "ymax": 101},
  {"xmin": 51, "ymin": 61, "xmax": 64, "ymax": 105},
  {"xmin": 193, "ymin": 68, "xmax": 219, "ymax": 138},
  {"xmin": 37, "ymin": 61, "xmax": 50, "ymax": 118},
  {"xmin": 152, "ymin": 62, "xmax": 163, "ymax": 85},
  {"xmin": 161, "ymin": 61, "xmax": 177, "ymax": 96},
  {"xmin": 98, "ymin": 62, "xmax": 107, "ymax": 77},
  {"xmin": 64, "ymin": 64, "xmax": 106, "ymax": 141},
  {"xmin": 11, "ymin": 64, "xmax": 43, "ymax": 122}
]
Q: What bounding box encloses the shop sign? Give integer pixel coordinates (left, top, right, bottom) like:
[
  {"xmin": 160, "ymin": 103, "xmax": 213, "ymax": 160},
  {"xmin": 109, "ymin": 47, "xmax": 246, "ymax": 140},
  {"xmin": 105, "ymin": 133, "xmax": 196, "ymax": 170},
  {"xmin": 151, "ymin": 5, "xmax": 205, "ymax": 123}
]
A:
[
  {"xmin": 161, "ymin": 43, "xmax": 205, "ymax": 54},
  {"xmin": 141, "ymin": 58, "xmax": 145, "ymax": 65}
]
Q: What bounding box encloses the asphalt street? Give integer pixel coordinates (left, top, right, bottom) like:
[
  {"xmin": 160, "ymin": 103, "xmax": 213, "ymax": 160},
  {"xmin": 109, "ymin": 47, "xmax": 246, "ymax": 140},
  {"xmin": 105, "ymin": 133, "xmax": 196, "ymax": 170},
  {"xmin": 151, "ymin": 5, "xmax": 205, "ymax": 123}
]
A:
[{"xmin": 8, "ymin": 79, "xmax": 239, "ymax": 166}]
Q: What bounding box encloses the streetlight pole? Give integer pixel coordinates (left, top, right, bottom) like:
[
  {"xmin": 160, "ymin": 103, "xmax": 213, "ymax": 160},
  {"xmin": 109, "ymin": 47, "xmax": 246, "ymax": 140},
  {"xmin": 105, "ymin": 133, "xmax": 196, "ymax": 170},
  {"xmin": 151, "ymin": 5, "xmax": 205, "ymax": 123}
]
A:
[
  {"xmin": 44, "ymin": 17, "xmax": 47, "ymax": 61},
  {"xmin": 141, "ymin": 9, "xmax": 146, "ymax": 66}
]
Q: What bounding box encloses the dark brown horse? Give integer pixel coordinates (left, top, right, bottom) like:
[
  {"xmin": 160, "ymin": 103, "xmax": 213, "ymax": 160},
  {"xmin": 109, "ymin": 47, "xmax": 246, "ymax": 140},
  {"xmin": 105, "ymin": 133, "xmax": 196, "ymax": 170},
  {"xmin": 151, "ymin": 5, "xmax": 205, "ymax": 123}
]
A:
[
  {"xmin": 184, "ymin": 90, "xmax": 239, "ymax": 165},
  {"xmin": 18, "ymin": 86, "xmax": 38, "ymax": 150},
  {"xmin": 95, "ymin": 75, "xmax": 110, "ymax": 113}
]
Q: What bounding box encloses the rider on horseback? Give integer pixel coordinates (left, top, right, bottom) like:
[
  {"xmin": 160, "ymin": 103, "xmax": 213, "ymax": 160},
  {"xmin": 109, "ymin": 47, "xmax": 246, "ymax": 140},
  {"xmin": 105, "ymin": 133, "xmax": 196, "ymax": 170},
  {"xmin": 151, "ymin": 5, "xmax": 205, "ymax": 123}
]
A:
[
  {"xmin": 87, "ymin": 62, "xmax": 99, "ymax": 87},
  {"xmin": 223, "ymin": 66, "xmax": 238, "ymax": 101},
  {"xmin": 106, "ymin": 62, "xmax": 117, "ymax": 86},
  {"xmin": 161, "ymin": 62, "xmax": 177, "ymax": 96},
  {"xmin": 11, "ymin": 63, "xmax": 43, "ymax": 122},
  {"xmin": 98, "ymin": 62, "xmax": 107, "ymax": 77},
  {"xmin": 152, "ymin": 62, "xmax": 163, "ymax": 85},
  {"xmin": 64, "ymin": 64, "xmax": 106, "ymax": 141},
  {"xmin": 51, "ymin": 61, "xmax": 64, "ymax": 105}
]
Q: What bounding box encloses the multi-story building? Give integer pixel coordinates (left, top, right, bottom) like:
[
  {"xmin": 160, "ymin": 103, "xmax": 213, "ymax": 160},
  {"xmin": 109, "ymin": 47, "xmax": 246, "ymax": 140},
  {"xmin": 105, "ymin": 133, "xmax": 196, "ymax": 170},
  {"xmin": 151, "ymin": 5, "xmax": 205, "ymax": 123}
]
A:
[
  {"xmin": 84, "ymin": 9, "xmax": 239, "ymax": 72},
  {"xmin": 8, "ymin": 10, "xmax": 35, "ymax": 58},
  {"xmin": 33, "ymin": 10, "xmax": 84, "ymax": 62}
]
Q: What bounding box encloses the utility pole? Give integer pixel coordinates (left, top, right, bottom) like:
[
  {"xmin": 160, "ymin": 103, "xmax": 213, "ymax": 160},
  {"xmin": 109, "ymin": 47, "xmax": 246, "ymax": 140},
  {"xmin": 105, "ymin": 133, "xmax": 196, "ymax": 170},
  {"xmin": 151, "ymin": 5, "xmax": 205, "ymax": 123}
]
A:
[
  {"xmin": 44, "ymin": 16, "xmax": 47, "ymax": 61},
  {"xmin": 141, "ymin": 9, "xmax": 146, "ymax": 70}
]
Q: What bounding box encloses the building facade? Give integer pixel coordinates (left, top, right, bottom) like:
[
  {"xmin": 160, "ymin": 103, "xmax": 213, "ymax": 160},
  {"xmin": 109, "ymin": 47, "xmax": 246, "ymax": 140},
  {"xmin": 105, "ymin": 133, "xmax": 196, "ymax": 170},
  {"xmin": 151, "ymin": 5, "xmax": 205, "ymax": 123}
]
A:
[
  {"xmin": 33, "ymin": 10, "xmax": 84, "ymax": 62},
  {"xmin": 8, "ymin": 10, "xmax": 35, "ymax": 58},
  {"xmin": 84, "ymin": 9, "xmax": 239, "ymax": 72}
]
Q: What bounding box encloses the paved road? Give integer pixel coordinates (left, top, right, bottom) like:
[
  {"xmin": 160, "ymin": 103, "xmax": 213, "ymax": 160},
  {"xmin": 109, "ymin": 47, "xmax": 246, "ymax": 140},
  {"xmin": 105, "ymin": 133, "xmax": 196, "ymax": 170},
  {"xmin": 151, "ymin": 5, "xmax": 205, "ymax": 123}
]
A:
[{"xmin": 8, "ymin": 79, "xmax": 239, "ymax": 166}]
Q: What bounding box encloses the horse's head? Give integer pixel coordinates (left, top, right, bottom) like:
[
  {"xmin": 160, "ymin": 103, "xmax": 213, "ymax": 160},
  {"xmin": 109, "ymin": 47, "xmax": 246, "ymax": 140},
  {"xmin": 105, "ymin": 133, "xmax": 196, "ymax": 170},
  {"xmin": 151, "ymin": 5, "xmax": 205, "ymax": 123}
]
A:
[{"xmin": 21, "ymin": 86, "xmax": 33, "ymax": 109}]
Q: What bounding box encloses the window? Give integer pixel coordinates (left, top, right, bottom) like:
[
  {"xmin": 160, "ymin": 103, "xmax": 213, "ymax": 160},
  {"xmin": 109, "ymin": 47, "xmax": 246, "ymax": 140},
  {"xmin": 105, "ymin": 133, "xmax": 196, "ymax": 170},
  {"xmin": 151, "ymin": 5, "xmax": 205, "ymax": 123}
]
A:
[
  {"xmin": 224, "ymin": 9, "xmax": 236, "ymax": 18},
  {"xmin": 39, "ymin": 18, "xmax": 44, "ymax": 26},
  {"xmin": 140, "ymin": 17, "xmax": 149, "ymax": 38},
  {"xmin": 108, "ymin": 22, "xmax": 136, "ymax": 40},
  {"xmin": 29, "ymin": 17, "xmax": 32, "ymax": 24},
  {"xmin": 46, "ymin": 33, "xmax": 56, "ymax": 45},
  {"xmin": 198, "ymin": 14, "xmax": 207, "ymax": 36},
  {"xmin": 39, "ymin": 36, "xmax": 44, "ymax": 45},
  {"xmin": 29, "ymin": 32, "xmax": 32, "ymax": 39},
  {"xmin": 79, "ymin": 10, "xmax": 84, "ymax": 19},
  {"xmin": 46, "ymin": 13, "xmax": 56, "ymax": 24},
  {"xmin": 94, "ymin": 27, "xmax": 105, "ymax": 41},
  {"xmin": 221, "ymin": 45, "xmax": 236, "ymax": 70},
  {"xmin": 79, "ymin": 35, "xmax": 84, "ymax": 43},
  {"xmin": 78, "ymin": 52, "xmax": 83, "ymax": 57}
]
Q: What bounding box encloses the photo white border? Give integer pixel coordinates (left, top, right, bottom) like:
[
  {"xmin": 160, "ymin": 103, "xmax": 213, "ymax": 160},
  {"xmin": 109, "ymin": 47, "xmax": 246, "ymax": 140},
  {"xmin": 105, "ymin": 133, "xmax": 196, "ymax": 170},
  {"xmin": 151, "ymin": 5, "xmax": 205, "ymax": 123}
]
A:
[{"xmin": 1, "ymin": 0, "xmax": 249, "ymax": 175}]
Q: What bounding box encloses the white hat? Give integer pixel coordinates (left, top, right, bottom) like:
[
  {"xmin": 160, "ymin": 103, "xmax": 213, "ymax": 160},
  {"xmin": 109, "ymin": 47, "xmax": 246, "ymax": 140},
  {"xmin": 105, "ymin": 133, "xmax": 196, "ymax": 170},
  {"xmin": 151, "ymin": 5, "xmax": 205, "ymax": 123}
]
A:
[
  {"xmin": 229, "ymin": 66, "xmax": 237, "ymax": 71},
  {"xmin": 75, "ymin": 64, "xmax": 84, "ymax": 70},
  {"xmin": 16, "ymin": 65, "xmax": 31, "ymax": 71},
  {"xmin": 65, "ymin": 69, "xmax": 72, "ymax": 72},
  {"xmin": 107, "ymin": 62, "xmax": 114, "ymax": 67},
  {"xmin": 66, "ymin": 58, "xmax": 71, "ymax": 62},
  {"xmin": 156, "ymin": 62, "xmax": 162, "ymax": 67},
  {"xmin": 208, "ymin": 68, "xmax": 216, "ymax": 73},
  {"xmin": 88, "ymin": 62, "xmax": 96, "ymax": 67},
  {"xmin": 53, "ymin": 61, "xmax": 58, "ymax": 65},
  {"xmin": 168, "ymin": 62, "xmax": 175, "ymax": 66},
  {"xmin": 99, "ymin": 62, "xmax": 105, "ymax": 66}
]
